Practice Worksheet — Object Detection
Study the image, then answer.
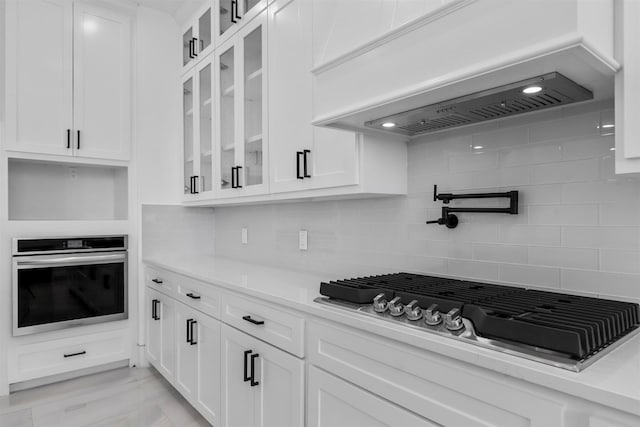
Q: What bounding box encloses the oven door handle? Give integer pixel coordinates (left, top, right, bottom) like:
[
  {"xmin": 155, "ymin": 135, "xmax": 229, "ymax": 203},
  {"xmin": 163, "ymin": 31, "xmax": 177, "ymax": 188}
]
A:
[{"xmin": 16, "ymin": 253, "xmax": 126, "ymax": 267}]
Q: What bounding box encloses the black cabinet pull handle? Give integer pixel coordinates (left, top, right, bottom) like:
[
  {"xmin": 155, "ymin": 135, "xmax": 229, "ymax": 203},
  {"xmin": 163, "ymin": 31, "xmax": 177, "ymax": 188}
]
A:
[
  {"xmin": 243, "ymin": 349, "xmax": 252, "ymax": 381},
  {"xmin": 186, "ymin": 319, "xmax": 193, "ymax": 343},
  {"xmin": 189, "ymin": 176, "xmax": 193, "ymax": 194},
  {"xmin": 231, "ymin": 0, "xmax": 237, "ymax": 23},
  {"xmin": 66, "ymin": 129, "xmax": 71, "ymax": 149},
  {"xmin": 76, "ymin": 130, "xmax": 80, "ymax": 150},
  {"xmin": 303, "ymin": 149, "xmax": 311, "ymax": 178},
  {"xmin": 189, "ymin": 39, "xmax": 194, "ymax": 58},
  {"xmin": 296, "ymin": 151, "xmax": 304, "ymax": 179},
  {"xmin": 234, "ymin": 0, "xmax": 242, "ymax": 20},
  {"xmin": 64, "ymin": 350, "xmax": 86, "ymax": 358},
  {"xmin": 193, "ymin": 176, "xmax": 199, "ymax": 194},
  {"xmin": 190, "ymin": 319, "xmax": 197, "ymax": 345},
  {"xmin": 236, "ymin": 166, "xmax": 243, "ymax": 188},
  {"xmin": 231, "ymin": 166, "xmax": 236, "ymax": 188},
  {"xmin": 186, "ymin": 292, "xmax": 201, "ymax": 300},
  {"xmin": 192, "ymin": 37, "xmax": 198, "ymax": 56},
  {"xmin": 151, "ymin": 278, "xmax": 163, "ymax": 284},
  {"xmin": 152, "ymin": 299, "xmax": 160, "ymax": 320},
  {"xmin": 242, "ymin": 315, "xmax": 264, "ymax": 325},
  {"xmin": 250, "ymin": 353, "xmax": 259, "ymax": 386}
]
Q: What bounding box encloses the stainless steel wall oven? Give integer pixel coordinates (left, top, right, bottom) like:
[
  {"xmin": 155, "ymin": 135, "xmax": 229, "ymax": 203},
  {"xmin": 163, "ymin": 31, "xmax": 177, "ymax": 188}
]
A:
[{"xmin": 12, "ymin": 236, "xmax": 128, "ymax": 336}]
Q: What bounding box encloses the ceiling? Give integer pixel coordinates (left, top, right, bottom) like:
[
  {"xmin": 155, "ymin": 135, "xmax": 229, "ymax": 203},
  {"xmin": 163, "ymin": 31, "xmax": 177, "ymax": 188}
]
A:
[{"xmin": 111, "ymin": 0, "xmax": 200, "ymax": 15}]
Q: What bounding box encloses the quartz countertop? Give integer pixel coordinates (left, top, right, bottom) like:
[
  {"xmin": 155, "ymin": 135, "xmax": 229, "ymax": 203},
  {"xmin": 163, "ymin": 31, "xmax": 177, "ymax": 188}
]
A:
[{"xmin": 143, "ymin": 254, "xmax": 640, "ymax": 417}]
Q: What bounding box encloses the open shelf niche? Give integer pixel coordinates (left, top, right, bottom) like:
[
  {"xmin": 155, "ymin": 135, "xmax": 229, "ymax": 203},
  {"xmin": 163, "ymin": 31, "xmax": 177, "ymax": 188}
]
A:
[{"xmin": 8, "ymin": 159, "xmax": 128, "ymax": 221}]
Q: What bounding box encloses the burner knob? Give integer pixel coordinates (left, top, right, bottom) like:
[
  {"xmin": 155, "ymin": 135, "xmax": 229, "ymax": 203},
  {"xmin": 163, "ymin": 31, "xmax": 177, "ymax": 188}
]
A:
[
  {"xmin": 444, "ymin": 308, "xmax": 465, "ymax": 331},
  {"xmin": 424, "ymin": 304, "xmax": 442, "ymax": 326},
  {"xmin": 372, "ymin": 293, "xmax": 388, "ymax": 313},
  {"xmin": 388, "ymin": 297, "xmax": 405, "ymax": 317},
  {"xmin": 404, "ymin": 300, "xmax": 423, "ymax": 321}
]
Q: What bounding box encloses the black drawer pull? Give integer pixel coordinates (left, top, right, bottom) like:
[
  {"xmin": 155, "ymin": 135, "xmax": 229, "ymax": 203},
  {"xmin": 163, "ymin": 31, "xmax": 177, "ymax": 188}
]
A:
[
  {"xmin": 152, "ymin": 299, "xmax": 160, "ymax": 320},
  {"xmin": 151, "ymin": 278, "xmax": 163, "ymax": 284},
  {"xmin": 296, "ymin": 151, "xmax": 304, "ymax": 179},
  {"xmin": 303, "ymin": 149, "xmax": 311, "ymax": 178},
  {"xmin": 186, "ymin": 292, "xmax": 201, "ymax": 300},
  {"xmin": 242, "ymin": 315, "xmax": 264, "ymax": 325},
  {"xmin": 64, "ymin": 350, "xmax": 86, "ymax": 358}
]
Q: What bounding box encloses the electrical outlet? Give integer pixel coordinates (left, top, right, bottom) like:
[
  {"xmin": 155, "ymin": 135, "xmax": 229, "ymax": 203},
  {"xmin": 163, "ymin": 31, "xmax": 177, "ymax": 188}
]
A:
[
  {"xmin": 69, "ymin": 167, "xmax": 77, "ymax": 180},
  {"xmin": 241, "ymin": 228, "xmax": 248, "ymax": 245},
  {"xmin": 299, "ymin": 230, "xmax": 308, "ymax": 251}
]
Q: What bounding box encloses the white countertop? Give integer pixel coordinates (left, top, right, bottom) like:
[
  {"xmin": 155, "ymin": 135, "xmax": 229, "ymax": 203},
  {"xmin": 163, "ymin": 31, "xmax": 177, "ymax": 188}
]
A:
[{"xmin": 144, "ymin": 254, "xmax": 640, "ymax": 417}]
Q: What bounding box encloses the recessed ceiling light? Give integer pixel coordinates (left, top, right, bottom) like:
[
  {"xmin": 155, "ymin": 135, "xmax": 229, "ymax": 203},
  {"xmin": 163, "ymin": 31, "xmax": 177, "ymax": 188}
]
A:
[
  {"xmin": 473, "ymin": 145, "xmax": 484, "ymax": 149},
  {"xmin": 522, "ymin": 85, "xmax": 543, "ymax": 95},
  {"xmin": 83, "ymin": 19, "xmax": 97, "ymax": 32},
  {"xmin": 610, "ymin": 147, "xmax": 616, "ymax": 151},
  {"xmin": 381, "ymin": 122, "xmax": 396, "ymax": 128},
  {"xmin": 602, "ymin": 124, "xmax": 615, "ymax": 129}
]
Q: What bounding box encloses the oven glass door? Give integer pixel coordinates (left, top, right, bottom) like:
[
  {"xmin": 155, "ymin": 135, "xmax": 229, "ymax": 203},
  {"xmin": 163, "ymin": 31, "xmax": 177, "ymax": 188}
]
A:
[{"xmin": 13, "ymin": 252, "xmax": 127, "ymax": 335}]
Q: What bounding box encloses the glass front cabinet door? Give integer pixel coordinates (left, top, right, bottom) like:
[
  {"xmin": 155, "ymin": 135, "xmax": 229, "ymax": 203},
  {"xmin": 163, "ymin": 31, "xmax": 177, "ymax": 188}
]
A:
[
  {"xmin": 216, "ymin": 0, "xmax": 268, "ymax": 48},
  {"xmin": 182, "ymin": 3, "xmax": 213, "ymax": 73},
  {"xmin": 214, "ymin": 13, "xmax": 268, "ymax": 198},
  {"xmin": 183, "ymin": 54, "xmax": 215, "ymax": 200}
]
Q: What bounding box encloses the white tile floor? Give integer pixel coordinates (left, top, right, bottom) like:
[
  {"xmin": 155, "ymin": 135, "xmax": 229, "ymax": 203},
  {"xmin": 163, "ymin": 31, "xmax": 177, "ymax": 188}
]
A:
[{"xmin": 0, "ymin": 367, "xmax": 210, "ymax": 427}]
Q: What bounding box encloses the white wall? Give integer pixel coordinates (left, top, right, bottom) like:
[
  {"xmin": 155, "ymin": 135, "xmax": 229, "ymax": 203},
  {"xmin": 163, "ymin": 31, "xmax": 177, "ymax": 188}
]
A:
[
  {"xmin": 214, "ymin": 102, "xmax": 640, "ymax": 303},
  {"xmin": 135, "ymin": 6, "xmax": 182, "ymax": 206}
]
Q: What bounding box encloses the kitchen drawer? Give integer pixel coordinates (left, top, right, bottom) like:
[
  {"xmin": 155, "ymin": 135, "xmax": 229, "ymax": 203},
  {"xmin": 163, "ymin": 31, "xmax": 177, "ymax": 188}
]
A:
[
  {"xmin": 175, "ymin": 274, "xmax": 221, "ymax": 319},
  {"xmin": 145, "ymin": 266, "xmax": 176, "ymax": 295},
  {"xmin": 8, "ymin": 329, "xmax": 129, "ymax": 383},
  {"xmin": 308, "ymin": 320, "xmax": 566, "ymax": 427},
  {"xmin": 221, "ymin": 293, "xmax": 304, "ymax": 357}
]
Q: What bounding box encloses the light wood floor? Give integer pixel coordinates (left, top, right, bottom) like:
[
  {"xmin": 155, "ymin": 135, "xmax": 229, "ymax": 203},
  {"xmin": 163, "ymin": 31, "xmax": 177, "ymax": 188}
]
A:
[{"xmin": 0, "ymin": 367, "xmax": 210, "ymax": 427}]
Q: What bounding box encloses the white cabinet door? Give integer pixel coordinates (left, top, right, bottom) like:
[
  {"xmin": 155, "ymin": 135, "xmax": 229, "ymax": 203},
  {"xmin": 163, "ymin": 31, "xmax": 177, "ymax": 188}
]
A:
[
  {"xmin": 73, "ymin": 2, "xmax": 131, "ymax": 160},
  {"xmin": 174, "ymin": 302, "xmax": 221, "ymax": 426},
  {"xmin": 308, "ymin": 366, "xmax": 438, "ymax": 427},
  {"xmin": 182, "ymin": 3, "xmax": 213, "ymax": 73},
  {"xmin": 221, "ymin": 324, "xmax": 304, "ymax": 427},
  {"xmin": 4, "ymin": 0, "xmax": 73, "ymax": 156},
  {"xmin": 146, "ymin": 288, "xmax": 176, "ymax": 381},
  {"xmin": 268, "ymin": 0, "xmax": 358, "ymax": 194}
]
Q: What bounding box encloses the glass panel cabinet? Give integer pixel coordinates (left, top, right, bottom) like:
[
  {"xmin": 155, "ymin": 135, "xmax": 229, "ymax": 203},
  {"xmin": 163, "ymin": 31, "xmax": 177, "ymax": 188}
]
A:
[
  {"xmin": 216, "ymin": 0, "xmax": 268, "ymax": 48},
  {"xmin": 182, "ymin": 4, "xmax": 213, "ymax": 72},
  {"xmin": 183, "ymin": 54, "xmax": 215, "ymax": 200},
  {"xmin": 214, "ymin": 12, "xmax": 268, "ymax": 197}
]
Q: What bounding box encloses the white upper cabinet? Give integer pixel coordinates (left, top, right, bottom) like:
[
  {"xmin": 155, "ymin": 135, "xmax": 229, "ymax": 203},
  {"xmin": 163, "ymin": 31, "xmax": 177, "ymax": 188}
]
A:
[
  {"xmin": 214, "ymin": 12, "xmax": 269, "ymax": 198},
  {"xmin": 181, "ymin": 2, "xmax": 213, "ymax": 73},
  {"xmin": 215, "ymin": 0, "xmax": 268, "ymax": 48},
  {"xmin": 268, "ymin": 0, "xmax": 358, "ymax": 194},
  {"xmin": 614, "ymin": 0, "xmax": 640, "ymax": 174},
  {"xmin": 4, "ymin": 0, "xmax": 131, "ymax": 161}
]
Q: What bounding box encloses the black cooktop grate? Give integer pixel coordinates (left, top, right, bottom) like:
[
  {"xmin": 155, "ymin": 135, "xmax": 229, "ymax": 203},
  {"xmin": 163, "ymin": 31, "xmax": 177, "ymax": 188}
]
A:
[{"xmin": 320, "ymin": 273, "xmax": 640, "ymax": 359}]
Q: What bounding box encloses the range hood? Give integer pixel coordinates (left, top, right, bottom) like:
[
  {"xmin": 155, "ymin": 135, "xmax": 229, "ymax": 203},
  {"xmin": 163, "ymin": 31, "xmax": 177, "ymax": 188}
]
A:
[{"xmin": 364, "ymin": 72, "xmax": 593, "ymax": 137}]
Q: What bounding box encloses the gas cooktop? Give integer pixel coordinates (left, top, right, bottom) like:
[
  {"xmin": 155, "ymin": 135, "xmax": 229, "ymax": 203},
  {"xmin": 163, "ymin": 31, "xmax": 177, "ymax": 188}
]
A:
[{"xmin": 315, "ymin": 272, "xmax": 640, "ymax": 371}]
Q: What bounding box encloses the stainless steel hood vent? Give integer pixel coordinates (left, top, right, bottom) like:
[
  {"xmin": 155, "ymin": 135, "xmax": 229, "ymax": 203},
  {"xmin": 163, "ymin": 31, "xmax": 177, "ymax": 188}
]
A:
[{"xmin": 364, "ymin": 72, "xmax": 593, "ymax": 137}]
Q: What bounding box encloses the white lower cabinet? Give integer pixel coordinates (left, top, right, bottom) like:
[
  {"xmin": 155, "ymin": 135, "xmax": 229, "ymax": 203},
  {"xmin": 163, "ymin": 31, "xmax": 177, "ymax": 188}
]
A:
[
  {"xmin": 308, "ymin": 366, "xmax": 437, "ymax": 427},
  {"xmin": 221, "ymin": 324, "xmax": 304, "ymax": 427},
  {"xmin": 174, "ymin": 301, "xmax": 221, "ymax": 424},
  {"xmin": 146, "ymin": 288, "xmax": 176, "ymax": 380}
]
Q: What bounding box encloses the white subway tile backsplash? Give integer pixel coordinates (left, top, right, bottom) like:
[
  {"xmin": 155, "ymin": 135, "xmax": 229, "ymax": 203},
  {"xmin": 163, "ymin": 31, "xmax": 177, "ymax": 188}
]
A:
[
  {"xmin": 600, "ymin": 250, "xmax": 640, "ymax": 274},
  {"xmin": 528, "ymin": 205, "xmax": 598, "ymax": 225},
  {"xmin": 447, "ymin": 259, "xmax": 500, "ymax": 281},
  {"xmin": 530, "ymin": 158, "xmax": 599, "ymax": 185},
  {"xmin": 208, "ymin": 104, "xmax": 640, "ymax": 300},
  {"xmin": 499, "ymin": 263, "xmax": 561, "ymax": 289},
  {"xmin": 472, "ymin": 243, "xmax": 528, "ymax": 264},
  {"xmin": 561, "ymin": 269, "xmax": 640, "ymax": 299},
  {"xmin": 562, "ymin": 226, "xmax": 640, "ymax": 250},
  {"xmin": 528, "ymin": 246, "xmax": 598, "ymax": 270},
  {"xmin": 499, "ymin": 143, "xmax": 562, "ymax": 167},
  {"xmin": 499, "ymin": 224, "xmax": 562, "ymax": 246}
]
